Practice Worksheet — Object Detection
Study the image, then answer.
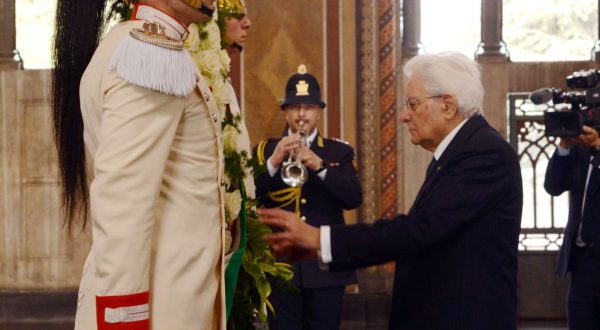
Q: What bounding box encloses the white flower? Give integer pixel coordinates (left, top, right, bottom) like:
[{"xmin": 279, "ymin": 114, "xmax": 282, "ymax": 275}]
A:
[
  {"xmin": 225, "ymin": 190, "xmax": 242, "ymax": 223},
  {"xmin": 184, "ymin": 23, "xmax": 200, "ymax": 52},
  {"xmin": 223, "ymin": 125, "xmax": 239, "ymax": 153},
  {"xmin": 198, "ymin": 20, "xmax": 221, "ymax": 51},
  {"xmin": 195, "ymin": 49, "xmax": 222, "ymax": 80},
  {"xmin": 219, "ymin": 49, "xmax": 231, "ymax": 74},
  {"xmin": 211, "ymin": 78, "xmax": 228, "ymax": 114}
]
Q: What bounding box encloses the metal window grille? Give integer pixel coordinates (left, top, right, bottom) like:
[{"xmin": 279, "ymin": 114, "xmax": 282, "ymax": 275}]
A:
[{"xmin": 507, "ymin": 93, "xmax": 570, "ymax": 252}]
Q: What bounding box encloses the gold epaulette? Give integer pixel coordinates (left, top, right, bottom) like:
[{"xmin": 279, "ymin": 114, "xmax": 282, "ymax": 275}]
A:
[{"xmin": 268, "ymin": 187, "xmax": 302, "ymax": 216}]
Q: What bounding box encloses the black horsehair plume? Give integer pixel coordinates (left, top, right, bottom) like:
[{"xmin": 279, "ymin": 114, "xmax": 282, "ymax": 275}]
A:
[{"xmin": 52, "ymin": 0, "xmax": 110, "ymax": 232}]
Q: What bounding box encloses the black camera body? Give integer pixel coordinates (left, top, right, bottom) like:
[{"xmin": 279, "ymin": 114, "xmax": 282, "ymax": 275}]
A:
[{"xmin": 530, "ymin": 69, "xmax": 600, "ymax": 137}]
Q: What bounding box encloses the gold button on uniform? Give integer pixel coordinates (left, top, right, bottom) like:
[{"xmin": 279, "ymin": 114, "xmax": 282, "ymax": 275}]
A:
[
  {"xmin": 300, "ymin": 198, "xmax": 307, "ymax": 205},
  {"xmin": 300, "ymin": 216, "xmax": 307, "ymax": 222}
]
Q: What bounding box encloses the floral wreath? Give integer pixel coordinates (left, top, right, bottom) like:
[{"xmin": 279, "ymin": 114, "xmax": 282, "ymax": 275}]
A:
[
  {"xmin": 185, "ymin": 17, "xmax": 241, "ymax": 226},
  {"xmin": 184, "ymin": 10, "xmax": 294, "ymax": 330}
]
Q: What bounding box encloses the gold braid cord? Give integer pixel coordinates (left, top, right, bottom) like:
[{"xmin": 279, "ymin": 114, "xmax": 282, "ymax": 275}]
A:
[
  {"xmin": 256, "ymin": 139, "xmax": 269, "ymax": 166},
  {"xmin": 268, "ymin": 187, "xmax": 302, "ymax": 216},
  {"xmin": 258, "ymin": 139, "xmax": 302, "ymax": 215},
  {"xmin": 130, "ymin": 29, "xmax": 184, "ymax": 50}
]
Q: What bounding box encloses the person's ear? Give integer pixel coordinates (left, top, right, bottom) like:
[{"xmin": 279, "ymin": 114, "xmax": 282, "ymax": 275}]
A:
[{"xmin": 441, "ymin": 94, "xmax": 458, "ymax": 119}]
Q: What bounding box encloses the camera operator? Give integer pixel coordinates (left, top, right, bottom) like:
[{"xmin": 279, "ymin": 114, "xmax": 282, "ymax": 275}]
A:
[{"xmin": 545, "ymin": 124, "xmax": 600, "ymax": 329}]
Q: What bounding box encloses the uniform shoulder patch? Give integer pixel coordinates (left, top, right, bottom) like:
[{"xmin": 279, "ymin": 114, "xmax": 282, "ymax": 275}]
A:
[
  {"xmin": 109, "ymin": 21, "xmax": 197, "ymax": 97},
  {"xmin": 331, "ymin": 137, "xmax": 351, "ymax": 145}
]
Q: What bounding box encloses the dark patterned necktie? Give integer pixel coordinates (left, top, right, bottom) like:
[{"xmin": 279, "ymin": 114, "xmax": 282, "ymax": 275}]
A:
[{"xmin": 425, "ymin": 157, "xmax": 438, "ymax": 181}]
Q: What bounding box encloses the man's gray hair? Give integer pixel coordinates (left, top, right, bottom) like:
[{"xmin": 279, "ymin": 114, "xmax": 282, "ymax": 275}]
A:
[{"xmin": 403, "ymin": 52, "xmax": 484, "ymax": 117}]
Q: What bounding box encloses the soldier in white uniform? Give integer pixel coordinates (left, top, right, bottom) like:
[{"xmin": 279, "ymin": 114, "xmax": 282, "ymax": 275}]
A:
[{"xmin": 52, "ymin": 0, "xmax": 228, "ymax": 329}]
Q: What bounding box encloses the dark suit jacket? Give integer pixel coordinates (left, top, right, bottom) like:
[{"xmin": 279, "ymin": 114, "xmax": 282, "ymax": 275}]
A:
[
  {"xmin": 329, "ymin": 116, "xmax": 522, "ymax": 330},
  {"xmin": 545, "ymin": 146, "xmax": 600, "ymax": 279},
  {"xmin": 254, "ymin": 134, "xmax": 362, "ymax": 288}
]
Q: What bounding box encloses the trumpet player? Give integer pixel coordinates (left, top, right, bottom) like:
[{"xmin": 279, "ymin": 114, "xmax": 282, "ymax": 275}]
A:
[{"xmin": 253, "ymin": 64, "xmax": 363, "ymax": 330}]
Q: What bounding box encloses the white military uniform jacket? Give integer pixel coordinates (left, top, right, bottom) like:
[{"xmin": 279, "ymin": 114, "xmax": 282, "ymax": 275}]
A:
[{"xmin": 74, "ymin": 5, "xmax": 226, "ymax": 330}]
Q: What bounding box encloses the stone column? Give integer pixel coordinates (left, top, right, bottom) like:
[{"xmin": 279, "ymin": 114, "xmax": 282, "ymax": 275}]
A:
[
  {"xmin": 0, "ymin": 0, "xmax": 22, "ymax": 70},
  {"xmin": 401, "ymin": 0, "xmax": 421, "ymax": 59},
  {"xmin": 476, "ymin": 0, "xmax": 509, "ymax": 62}
]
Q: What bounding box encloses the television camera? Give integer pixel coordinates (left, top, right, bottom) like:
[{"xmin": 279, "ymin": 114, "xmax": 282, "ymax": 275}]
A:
[{"xmin": 529, "ymin": 69, "xmax": 600, "ymax": 137}]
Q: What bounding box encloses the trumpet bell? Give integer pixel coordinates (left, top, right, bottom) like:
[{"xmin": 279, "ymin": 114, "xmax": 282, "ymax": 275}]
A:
[{"xmin": 281, "ymin": 163, "xmax": 308, "ymax": 187}]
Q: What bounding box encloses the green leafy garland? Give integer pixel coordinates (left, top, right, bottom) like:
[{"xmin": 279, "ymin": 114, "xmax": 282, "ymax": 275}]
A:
[
  {"xmin": 221, "ymin": 112, "xmax": 293, "ymax": 329},
  {"xmin": 109, "ymin": 3, "xmax": 294, "ymax": 328}
]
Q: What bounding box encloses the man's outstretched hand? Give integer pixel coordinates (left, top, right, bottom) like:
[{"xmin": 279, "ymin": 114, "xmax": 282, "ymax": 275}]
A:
[{"xmin": 257, "ymin": 208, "xmax": 321, "ymax": 262}]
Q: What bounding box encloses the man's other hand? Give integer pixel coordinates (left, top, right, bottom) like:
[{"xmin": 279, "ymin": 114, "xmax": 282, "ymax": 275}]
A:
[
  {"xmin": 300, "ymin": 148, "xmax": 323, "ymax": 171},
  {"xmin": 257, "ymin": 207, "xmax": 320, "ymax": 262},
  {"xmin": 562, "ymin": 125, "xmax": 600, "ymax": 149},
  {"xmin": 270, "ymin": 135, "xmax": 302, "ymax": 167}
]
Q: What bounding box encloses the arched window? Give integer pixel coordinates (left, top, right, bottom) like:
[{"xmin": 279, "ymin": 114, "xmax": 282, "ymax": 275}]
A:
[
  {"xmin": 16, "ymin": 0, "xmax": 57, "ymax": 69},
  {"xmin": 420, "ymin": 0, "xmax": 481, "ymax": 57},
  {"xmin": 504, "ymin": 0, "xmax": 598, "ymax": 61}
]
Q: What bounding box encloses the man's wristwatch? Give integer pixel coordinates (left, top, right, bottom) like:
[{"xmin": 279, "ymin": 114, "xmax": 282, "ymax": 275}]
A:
[
  {"xmin": 199, "ymin": 2, "xmax": 215, "ymax": 17},
  {"xmin": 316, "ymin": 160, "xmax": 327, "ymax": 173}
]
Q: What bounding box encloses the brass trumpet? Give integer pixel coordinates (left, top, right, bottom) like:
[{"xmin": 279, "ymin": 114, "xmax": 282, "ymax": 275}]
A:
[{"xmin": 281, "ymin": 122, "xmax": 309, "ymax": 187}]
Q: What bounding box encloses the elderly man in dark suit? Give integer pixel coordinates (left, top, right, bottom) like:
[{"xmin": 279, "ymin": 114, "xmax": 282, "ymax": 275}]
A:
[
  {"xmin": 258, "ymin": 52, "xmax": 523, "ymax": 330},
  {"xmin": 545, "ymin": 125, "xmax": 600, "ymax": 329}
]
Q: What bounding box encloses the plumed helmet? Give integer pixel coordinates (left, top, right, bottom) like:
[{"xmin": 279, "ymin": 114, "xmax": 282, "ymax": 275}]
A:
[{"xmin": 280, "ymin": 64, "xmax": 326, "ymax": 109}]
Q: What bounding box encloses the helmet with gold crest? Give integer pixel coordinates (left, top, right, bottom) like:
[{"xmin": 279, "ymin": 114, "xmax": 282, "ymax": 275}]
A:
[
  {"xmin": 281, "ymin": 64, "xmax": 326, "ymax": 109},
  {"xmin": 218, "ymin": 0, "xmax": 247, "ymax": 16},
  {"xmin": 217, "ymin": 0, "xmax": 250, "ymax": 50}
]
